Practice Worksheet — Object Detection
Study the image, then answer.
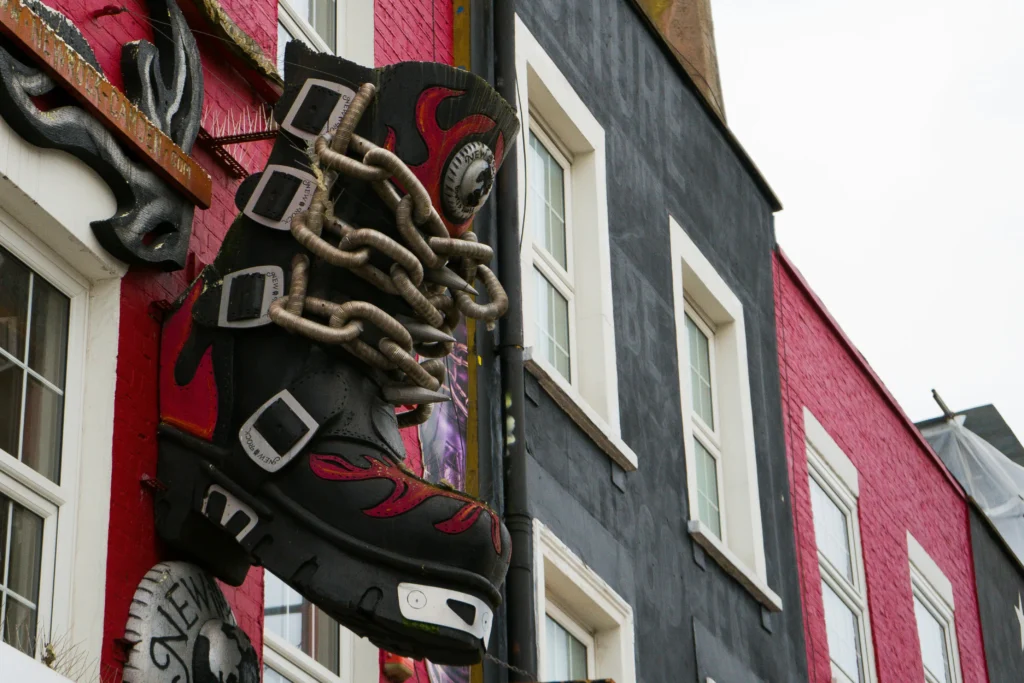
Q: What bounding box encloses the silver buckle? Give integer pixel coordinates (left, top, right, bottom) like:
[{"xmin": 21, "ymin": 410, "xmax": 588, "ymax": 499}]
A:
[
  {"xmin": 238, "ymin": 390, "xmax": 319, "ymax": 473},
  {"xmin": 242, "ymin": 164, "xmax": 318, "ymax": 231},
  {"xmin": 217, "ymin": 265, "xmax": 285, "ymax": 329},
  {"xmin": 281, "ymin": 78, "xmax": 356, "ymax": 142},
  {"xmin": 397, "ymin": 583, "xmax": 494, "ymax": 645}
]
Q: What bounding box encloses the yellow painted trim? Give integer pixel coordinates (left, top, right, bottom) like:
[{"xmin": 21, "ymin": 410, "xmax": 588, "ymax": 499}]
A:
[{"xmin": 452, "ymin": 0, "xmax": 471, "ymax": 71}]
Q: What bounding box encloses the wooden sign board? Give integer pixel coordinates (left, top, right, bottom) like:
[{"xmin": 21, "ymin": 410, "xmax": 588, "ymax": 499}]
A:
[{"xmin": 0, "ymin": 0, "xmax": 213, "ymax": 208}]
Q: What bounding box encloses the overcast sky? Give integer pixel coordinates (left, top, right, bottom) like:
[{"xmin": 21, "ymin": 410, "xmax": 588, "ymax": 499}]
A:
[{"xmin": 714, "ymin": 0, "xmax": 1024, "ymax": 436}]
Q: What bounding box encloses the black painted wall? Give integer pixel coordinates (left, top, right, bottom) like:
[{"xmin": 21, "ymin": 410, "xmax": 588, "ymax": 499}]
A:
[
  {"xmin": 971, "ymin": 507, "xmax": 1024, "ymax": 683},
  {"xmin": 511, "ymin": 1, "xmax": 808, "ymax": 681}
]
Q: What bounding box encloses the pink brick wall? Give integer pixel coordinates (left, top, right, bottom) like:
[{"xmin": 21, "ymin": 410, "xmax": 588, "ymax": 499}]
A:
[
  {"xmin": 774, "ymin": 251, "xmax": 987, "ymax": 682},
  {"xmin": 44, "ymin": 0, "xmax": 454, "ymax": 676},
  {"xmin": 375, "ymin": 0, "xmax": 453, "ymax": 66},
  {"xmin": 58, "ymin": 0, "xmax": 274, "ymax": 677}
]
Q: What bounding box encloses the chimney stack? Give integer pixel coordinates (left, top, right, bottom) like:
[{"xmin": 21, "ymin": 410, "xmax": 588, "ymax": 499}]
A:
[{"xmin": 636, "ymin": 0, "xmax": 726, "ymax": 123}]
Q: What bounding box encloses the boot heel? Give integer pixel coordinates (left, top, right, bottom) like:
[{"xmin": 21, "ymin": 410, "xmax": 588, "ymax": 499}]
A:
[{"xmin": 156, "ymin": 425, "xmax": 257, "ymax": 586}]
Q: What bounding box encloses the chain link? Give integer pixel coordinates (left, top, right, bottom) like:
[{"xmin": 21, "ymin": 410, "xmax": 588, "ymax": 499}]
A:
[
  {"xmin": 484, "ymin": 653, "xmax": 538, "ymax": 682},
  {"xmin": 268, "ymin": 81, "xmax": 508, "ymax": 426}
]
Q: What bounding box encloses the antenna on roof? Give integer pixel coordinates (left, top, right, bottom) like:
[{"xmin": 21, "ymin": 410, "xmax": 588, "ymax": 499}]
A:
[{"xmin": 932, "ymin": 389, "xmax": 957, "ymax": 421}]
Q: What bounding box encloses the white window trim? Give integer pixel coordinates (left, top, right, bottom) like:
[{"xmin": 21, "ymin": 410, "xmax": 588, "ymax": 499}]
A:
[
  {"xmin": 533, "ymin": 521, "xmax": 635, "ymax": 683},
  {"xmin": 803, "ymin": 407, "xmax": 859, "ymax": 497},
  {"xmin": 670, "ymin": 216, "xmax": 779, "ymax": 611},
  {"xmin": 528, "ymin": 120, "xmax": 577, "ymax": 385},
  {"xmin": 907, "ymin": 532, "xmax": 962, "ymax": 683},
  {"xmin": 514, "ymin": 16, "xmax": 636, "ymax": 472},
  {"xmin": 544, "ymin": 600, "xmax": 596, "ymax": 679},
  {"xmin": 279, "ymin": 0, "xmax": 374, "ymax": 69},
  {"xmin": 0, "ymin": 202, "xmax": 118, "ymax": 669},
  {"xmin": 686, "ymin": 305, "xmax": 725, "ymax": 541},
  {"xmin": 264, "ymin": 628, "xmax": 377, "ymax": 683},
  {"xmin": 263, "ymin": 574, "xmax": 379, "ymax": 683},
  {"xmin": 804, "ymin": 410, "xmax": 877, "ymax": 683},
  {"xmin": 0, "ymin": 641, "xmax": 73, "ymax": 683}
]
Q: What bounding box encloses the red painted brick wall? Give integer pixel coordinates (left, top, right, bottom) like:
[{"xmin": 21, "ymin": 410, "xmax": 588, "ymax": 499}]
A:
[
  {"xmin": 375, "ymin": 0, "xmax": 453, "ymax": 66},
  {"xmin": 47, "ymin": 0, "xmax": 453, "ymax": 677},
  {"xmin": 774, "ymin": 251, "xmax": 988, "ymax": 683},
  {"xmin": 52, "ymin": 0, "xmax": 274, "ymax": 678}
]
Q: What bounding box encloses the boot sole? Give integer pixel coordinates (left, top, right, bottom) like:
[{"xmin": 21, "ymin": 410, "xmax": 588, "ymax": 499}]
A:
[{"xmin": 154, "ymin": 424, "xmax": 497, "ymax": 664}]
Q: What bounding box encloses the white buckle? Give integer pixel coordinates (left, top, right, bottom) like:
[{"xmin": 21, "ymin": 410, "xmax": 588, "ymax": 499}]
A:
[
  {"xmin": 281, "ymin": 79, "xmax": 356, "ymax": 142},
  {"xmin": 238, "ymin": 390, "xmax": 319, "ymax": 472},
  {"xmin": 243, "ymin": 164, "xmax": 318, "ymax": 231},
  {"xmin": 397, "ymin": 583, "xmax": 494, "ymax": 645},
  {"xmin": 218, "ymin": 265, "xmax": 284, "ymax": 329},
  {"xmin": 202, "ymin": 485, "xmax": 259, "ymax": 541}
]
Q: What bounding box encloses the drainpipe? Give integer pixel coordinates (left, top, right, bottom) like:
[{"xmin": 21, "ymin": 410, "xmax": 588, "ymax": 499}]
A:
[{"xmin": 493, "ymin": 0, "xmax": 536, "ymax": 680}]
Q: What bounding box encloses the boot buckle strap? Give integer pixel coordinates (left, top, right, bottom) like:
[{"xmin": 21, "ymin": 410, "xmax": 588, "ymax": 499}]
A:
[
  {"xmin": 239, "ymin": 389, "xmax": 319, "ymax": 472},
  {"xmin": 218, "ymin": 266, "xmax": 285, "ymax": 329}
]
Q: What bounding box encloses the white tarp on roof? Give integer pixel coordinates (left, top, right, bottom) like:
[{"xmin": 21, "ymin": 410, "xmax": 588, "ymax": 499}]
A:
[{"xmin": 921, "ymin": 418, "xmax": 1024, "ymax": 564}]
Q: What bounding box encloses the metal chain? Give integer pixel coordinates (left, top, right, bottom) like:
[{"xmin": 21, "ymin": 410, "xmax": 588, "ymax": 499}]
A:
[
  {"xmin": 484, "ymin": 653, "xmax": 538, "ymax": 682},
  {"xmin": 268, "ymin": 82, "xmax": 508, "ymax": 426}
]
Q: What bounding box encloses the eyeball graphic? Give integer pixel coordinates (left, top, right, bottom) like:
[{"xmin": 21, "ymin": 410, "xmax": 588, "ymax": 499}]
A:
[{"xmin": 442, "ymin": 142, "xmax": 496, "ymax": 223}]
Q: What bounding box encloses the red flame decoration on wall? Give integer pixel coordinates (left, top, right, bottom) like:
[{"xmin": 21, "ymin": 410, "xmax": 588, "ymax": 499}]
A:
[
  {"xmin": 309, "ymin": 453, "xmax": 502, "ymax": 555},
  {"xmin": 384, "ymin": 87, "xmax": 506, "ymax": 237}
]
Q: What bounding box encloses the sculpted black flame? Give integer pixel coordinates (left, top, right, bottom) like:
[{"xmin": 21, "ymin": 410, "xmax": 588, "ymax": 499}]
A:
[{"xmin": 0, "ymin": 0, "xmax": 202, "ymax": 270}]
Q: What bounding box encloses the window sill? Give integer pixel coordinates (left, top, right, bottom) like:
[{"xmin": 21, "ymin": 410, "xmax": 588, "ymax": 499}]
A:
[
  {"xmin": 525, "ymin": 358, "xmax": 638, "ymax": 471},
  {"xmin": 688, "ymin": 519, "xmax": 782, "ymax": 612},
  {"xmin": 0, "ymin": 643, "xmax": 72, "ymax": 682}
]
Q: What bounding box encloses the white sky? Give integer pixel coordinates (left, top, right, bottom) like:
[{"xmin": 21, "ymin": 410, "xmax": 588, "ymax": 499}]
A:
[{"xmin": 714, "ymin": 0, "xmax": 1024, "ymax": 437}]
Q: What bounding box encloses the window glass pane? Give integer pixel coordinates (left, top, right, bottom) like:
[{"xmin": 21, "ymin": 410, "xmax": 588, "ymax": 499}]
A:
[
  {"xmin": 684, "ymin": 315, "xmax": 714, "ymax": 428},
  {"xmin": 265, "ymin": 572, "xmax": 340, "ymax": 673},
  {"xmin": 822, "ymin": 580, "xmax": 862, "ymax": 683},
  {"xmin": 3, "ymin": 595, "xmax": 37, "ymax": 656},
  {"xmin": 694, "ymin": 439, "xmax": 721, "ymax": 538},
  {"xmin": 528, "ymin": 134, "xmax": 567, "ymax": 269},
  {"xmin": 0, "ymin": 494, "xmax": 44, "ymax": 657},
  {"xmin": 0, "ymin": 246, "xmax": 30, "ymax": 362},
  {"xmin": 282, "ymin": 0, "xmax": 336, "ymax": 51},
  {"xmin": 22, "ymin": 378, "xmax": 64, "ymax": 484},
  {"xmin": 263, "ymin": 666, "xmax": 295, "ymax": 683},
  {"xmin": 27, "ymin": 278, "xmax": 69, "ymax": 389},
  {"xmin": 0, "ymin": 363, "xmax": 23, "ymax": 457},
  {"xmin": 534, "ymin": 270, "xmax": 570, "ymax": 381},
  {"xmin": 545, "ymin": 614, "xmax": 588, "ymax": 681},
  {"xmin": 915, "ymin": 595, "xmax": 951, "ymax": 683},
  {"xmin": 809, "ymin": 478, "xmax": 853, "ymax": 582},
  {"xmin": 7, "ymin": 502, "xmax": 43, "ymax": 604},
  {"xmin": 277, "ymin": 23, "xmax": 293, "ymax": 74}
]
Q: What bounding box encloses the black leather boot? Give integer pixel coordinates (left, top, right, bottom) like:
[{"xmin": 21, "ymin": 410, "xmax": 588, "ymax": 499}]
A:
[{"xmin": 155, "ymin": 43, "xmax": 518, "ymax": 665}]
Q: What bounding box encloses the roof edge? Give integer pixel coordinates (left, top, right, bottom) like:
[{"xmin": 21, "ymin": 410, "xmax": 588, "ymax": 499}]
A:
[
  {"xmin": 624, "ymin": 0, "xmax": 782, "ymax": 212},
  {"xmin": 776, "ymin": 247, "xmax": 965, "ymax": 497}
]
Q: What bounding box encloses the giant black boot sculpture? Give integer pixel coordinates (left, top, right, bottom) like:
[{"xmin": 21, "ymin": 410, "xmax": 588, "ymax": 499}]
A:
[{"xmin": 155, "ymin": 42, "xmax": 518, "ymax": 665}]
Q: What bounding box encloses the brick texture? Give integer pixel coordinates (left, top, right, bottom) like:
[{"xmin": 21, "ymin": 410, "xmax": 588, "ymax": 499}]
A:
[
  {"xmin": 58, "ymin": 0, "xmax": 455, "ymax": 678},
  {"xmin": 63, "ymin": 0, "xmax": 275, "ymax": 676},
  {"xmin": 774, "ymin": 251, "xmax": 988, "ymax": 683},
  {"xmin": 375, "ymin": 0, "xmax": 453, "ymax": 66},
  {"xmin": 30, "ymin": 0, "xmax": 457, "ymax": 676}
]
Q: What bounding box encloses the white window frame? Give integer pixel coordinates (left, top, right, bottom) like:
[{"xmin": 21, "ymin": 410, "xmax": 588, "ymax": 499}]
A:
[
  {"xmin": 533, "ymin": 521, "xmax": 635, "ymax": 683},
  {"xmin": 669, "ymin": 216, "xmax": 780, "ymax": 611},
  {"xmin": 263, "ymin": 573, "xmax": 379, "ymax": 683},
  {"xmin": 527, "ymin": 120, "xmax": 577, "ymax": 385},
  {"xmin": 543, "ymin": 599, "xmax": 595, "ymax": 680},
  {"xmin": 804, "ymin": 409, "xmax": 877, "ymax": 683},
  {"xmin": 685, "ymin": 304, "xmax": 725, "ymax": 540},
  {"xmin": 515, "ymin": 16, "xmax": 637, "ymax": 472},
  {"xmin": 278, "ymin": 0, "xmax": 374, "ymax": 70},
  {"xmin": 0, "ymin": 203, "xmax": 118, "ymax": 670},
  {"xmin": 907, "ymin": 532, "xmax": 963, "ymax": 683}
]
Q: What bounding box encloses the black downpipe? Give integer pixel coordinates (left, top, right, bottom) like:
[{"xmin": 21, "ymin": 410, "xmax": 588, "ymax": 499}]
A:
[{"xmin": 493, "ymin": 0, "xmax": 536, "ymax": 681}]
